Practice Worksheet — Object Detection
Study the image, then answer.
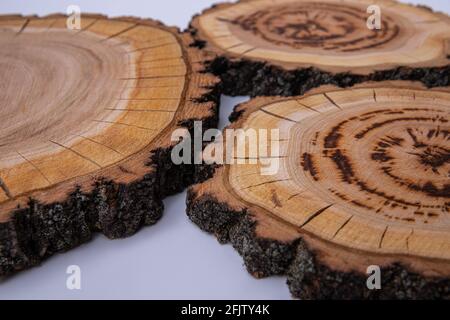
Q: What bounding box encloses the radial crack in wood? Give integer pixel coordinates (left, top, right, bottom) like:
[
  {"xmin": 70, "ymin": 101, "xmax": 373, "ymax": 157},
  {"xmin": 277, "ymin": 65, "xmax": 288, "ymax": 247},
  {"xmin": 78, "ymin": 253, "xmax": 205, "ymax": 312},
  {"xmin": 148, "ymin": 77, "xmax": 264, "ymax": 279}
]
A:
[
  {"xmin": 0, "ymin": 14, "xmax": 219, "ymax": 276},
  {"xmin": 189, "ymin": 0, "xmax": 450, "ymax": 96},
  {"xmin": 187, "ymin": 82, "xmax": 450, "ymax": 299}
]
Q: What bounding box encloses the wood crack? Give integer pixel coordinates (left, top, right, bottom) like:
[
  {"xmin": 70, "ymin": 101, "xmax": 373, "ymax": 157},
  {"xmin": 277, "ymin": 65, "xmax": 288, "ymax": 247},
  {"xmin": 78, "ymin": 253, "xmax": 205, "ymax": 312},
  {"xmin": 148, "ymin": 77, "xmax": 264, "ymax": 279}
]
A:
[
  {"xmin": 242, "ymin": 179, "xmax": 291, "ymax": 190},
  {"xmin": 120, "ymin": 75, "xmax": 185, "ymax": 80},
  {"xmin": 50, "ymin": 140, "xmax": 102, "ymax": 168},
  {"xmin": 101, "ymin": 23, "xmax": 138, "ymax": 42},
  {"xmin": 105, "ymin": 108, "xmax": 175, "ymax": 112},
  {"xmin": 139, "ymin": 56, "xmax": 182, "ymax": 63},
  {"xmin": 0, "ymin": 177, "xmax": 12, "ymax": 199},
  {"xmin": 331, "ymin": 215, "xmax": 353, "ymax": 240},
  {"xmin": 16, "ymin": 150, "xmax": 52, "ymax": 185},
  {"xmin": 76, "ymin": 134, "xmax": 124, "ymax": 156},
  {"xmin": 73, "ymin": 18, "xmax": 99, "ymax": 36},
  {"xmin": 296, "ymin": 100, "xmax": 321, "ymax": 113},
  {"xmin": 127, "ymin": 42, "xmax": 174, "ymax": 53},
  {"xmin": 323, "ymin": 93, "xmax": 342, "ymax": 110},
  {"xmin": 92, "ymin": 119, "xmax": 157, "ymax": 131},
  {"xmin": 379, "ymin": 226, "xmax": 389, "ymax": 249},
  {"xmin": 406, "ymin": 229, "xmax": 414, "ymax": 252},
  {"xmin": 260, "ymin": 108, "xmax": 298, "ymax": 123},
  {"xmin": 224, "ymin": 42, "xmax": 245, "ymax": 50},
  {"xmin": 118, "ymin": 98, "xmax": 179, "ymax": 101},
  {"xmin": 300, "ymin": 204, "xmax": 334, "ymax": 228},
  {"xmin": 16, "ymin": 18, "xmax": 30, "ymax": 36}
]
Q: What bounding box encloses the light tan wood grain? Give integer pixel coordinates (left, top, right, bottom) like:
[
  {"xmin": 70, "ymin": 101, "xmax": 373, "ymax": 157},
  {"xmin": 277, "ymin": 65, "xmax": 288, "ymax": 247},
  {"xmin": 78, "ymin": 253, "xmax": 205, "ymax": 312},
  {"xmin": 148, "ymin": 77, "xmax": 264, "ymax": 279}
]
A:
[
  {"xmin": 0, "ymin": 15, "xmax": 218, "ymax": 222},
  {"xmin": 192, "ymin": 0, "xmax": 450, "ymax": 74},
  {"xmin": 191, "ymin": 82, "xmax": 450, "ymax": 276}
]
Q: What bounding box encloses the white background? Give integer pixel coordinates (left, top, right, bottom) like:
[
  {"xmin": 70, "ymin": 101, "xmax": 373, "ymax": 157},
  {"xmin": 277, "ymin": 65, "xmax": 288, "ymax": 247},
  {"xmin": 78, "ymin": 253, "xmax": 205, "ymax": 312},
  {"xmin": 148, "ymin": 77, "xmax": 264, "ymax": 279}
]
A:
[{"xmin": 0, "ymin": 0, "xmax": 448, "ymax": 300}]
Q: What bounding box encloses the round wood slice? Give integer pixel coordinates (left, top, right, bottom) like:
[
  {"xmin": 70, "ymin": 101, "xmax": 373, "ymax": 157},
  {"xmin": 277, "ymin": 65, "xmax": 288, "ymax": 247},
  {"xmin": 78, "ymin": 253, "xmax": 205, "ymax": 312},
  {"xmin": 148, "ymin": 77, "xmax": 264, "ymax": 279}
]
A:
[
  {"xmin": 190, "ymin": 0, "xmax": 450, "ymax": 96},
  {"xmin": 0, "ymin": 14, "xmax": 219, "ymax": 276},
  {"xmin": 187, "ymin": 81, "xmax": 450, "ymax": 299}
]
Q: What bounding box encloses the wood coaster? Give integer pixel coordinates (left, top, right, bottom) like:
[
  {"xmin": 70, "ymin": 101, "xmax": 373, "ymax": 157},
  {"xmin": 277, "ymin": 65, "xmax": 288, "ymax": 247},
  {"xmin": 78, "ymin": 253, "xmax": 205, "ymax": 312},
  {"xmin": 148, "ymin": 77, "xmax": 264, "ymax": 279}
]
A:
[
  {"xmin": 187, "ymin": 81, "xmax": 450, "ymax": 299},
  {"xmin": 0, "ymin": 14, "xmax": 219, "ymax": 276},
  {"xmin": 190, "ymin": 0, "xmax": 450, "ymax": 96}
]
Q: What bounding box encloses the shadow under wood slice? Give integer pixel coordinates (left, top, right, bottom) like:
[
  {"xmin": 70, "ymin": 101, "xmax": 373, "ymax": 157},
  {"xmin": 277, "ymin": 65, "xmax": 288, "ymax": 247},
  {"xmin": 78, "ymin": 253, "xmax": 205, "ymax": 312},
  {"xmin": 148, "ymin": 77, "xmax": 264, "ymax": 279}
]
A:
[
  {"xmin": 0, "ymin": 14, "xmax": 220, "ymax": 276},
  {"xmin": 189, "ymin": 0, "xmax": 450, "ymax": 96},
  {"xmin": 187, "ymin": 81, "xmax": 450, "ymax": 299}
]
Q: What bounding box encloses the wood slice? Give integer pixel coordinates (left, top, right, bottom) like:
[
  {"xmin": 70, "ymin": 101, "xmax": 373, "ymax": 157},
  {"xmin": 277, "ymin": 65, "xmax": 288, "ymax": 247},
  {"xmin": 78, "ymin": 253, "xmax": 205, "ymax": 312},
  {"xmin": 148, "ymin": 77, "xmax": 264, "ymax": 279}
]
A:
[
  {"xmin": 187, "ymin": 81, "xmax": 450, "ymax": 299},
  {"xmin": 190, "ymin": 0, "xmax": 450, "ymax": 96},
  {"xmin": 0, "ymin": 14, "xmax": 219, "ymax": 276}
]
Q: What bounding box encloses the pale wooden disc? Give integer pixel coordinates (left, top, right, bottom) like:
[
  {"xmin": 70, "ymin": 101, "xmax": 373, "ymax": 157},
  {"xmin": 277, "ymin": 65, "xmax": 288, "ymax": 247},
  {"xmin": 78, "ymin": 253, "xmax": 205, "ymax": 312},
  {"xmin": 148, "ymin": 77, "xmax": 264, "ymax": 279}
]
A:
[
  {"xmin": 189, "ymin": 82, "xmax": 450, "ymax": 293},
  {"xmin": 191, "ymin": 0, "xmax": 450, "ymax": 74},
  {"xmin": 0, "ymin": 15, "xmax": 217, "ymax": 222},
  {"xmin": 0, "ymin": 14, "xmax": 219, "ymax": 277},
  {"xmin": 229, "ymin": 86, "xmax": 450, "ymax": 260}
]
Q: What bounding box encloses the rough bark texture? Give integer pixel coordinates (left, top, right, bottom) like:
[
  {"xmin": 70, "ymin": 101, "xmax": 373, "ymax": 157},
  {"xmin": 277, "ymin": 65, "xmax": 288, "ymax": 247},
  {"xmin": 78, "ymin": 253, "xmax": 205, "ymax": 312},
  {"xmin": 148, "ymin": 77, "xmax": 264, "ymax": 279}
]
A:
[
  {"xmin": 187, "ymin": 187, "xmax": 450, "ymax": 300},
  {"xmin": 186, "ymin": 82, "xmax": 450, "ymax": 300},
  {"xmin": 0, "ymin": 15, "xmax": 219, "ymax": 277},
  {"xmin": 0, "ymin": 89, "xmax": 219, "ymax": 277},
  {"xmin": 203, "ymin": 56, "xmax": 450, "ymax": 97},
  {"xmin": 187, "ymin": 189, "xmax": 294, "ymax": 278},
  {"xmin": 188, "ymin": 0, "xmax": 450, "ymax": 97}
]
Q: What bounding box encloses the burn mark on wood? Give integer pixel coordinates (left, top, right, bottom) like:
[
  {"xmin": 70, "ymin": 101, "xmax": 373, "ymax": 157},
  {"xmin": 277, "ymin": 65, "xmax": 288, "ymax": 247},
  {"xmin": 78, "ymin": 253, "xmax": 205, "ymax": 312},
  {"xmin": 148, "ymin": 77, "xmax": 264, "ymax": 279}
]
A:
[
  {"xmin": 271, "ymin": 189, "xmax": 282, "ymax": 208},
  {"xmin": 301, "ymin": 153, "xmax": 319, "ymax": 181},
  {"xmin": 306, "ymin": 103, "xmax": 449, "ymax": 222},
  {"xmin": 417, "ymin": 146, "xmax": 450, "ymax": 172},
  {"xmin": 351, "ymin": 200, "xmax": 374, "ymax": 210},
  {"xmin": 372, "ymin": 151, "xmax": 393, "ymax": 163},
  {"xmin": 356, "ymin": 180, "xmax": 420, "ymax": 208},
  {"xmin": 331, "ymin": 150, "xmax": 354, "ymax": 184},
  {"xmin": 226, "ymin": 3, "xmax": 401, "ymax": 53},
  {"xmin": 324, "ymin": 120, "xmax": 346, "ymax": 148},
  {"xmin": 356, "ymin": 117, "xmax": 438, "ymax": 139}
]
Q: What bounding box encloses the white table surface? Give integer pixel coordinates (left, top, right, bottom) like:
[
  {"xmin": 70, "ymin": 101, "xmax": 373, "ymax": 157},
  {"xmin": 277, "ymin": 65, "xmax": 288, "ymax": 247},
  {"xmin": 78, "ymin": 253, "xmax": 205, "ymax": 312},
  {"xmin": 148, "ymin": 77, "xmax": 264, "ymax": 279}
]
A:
[{"xmin": 0, "ymin": 0, "xmax": 448, "ymax": 300}]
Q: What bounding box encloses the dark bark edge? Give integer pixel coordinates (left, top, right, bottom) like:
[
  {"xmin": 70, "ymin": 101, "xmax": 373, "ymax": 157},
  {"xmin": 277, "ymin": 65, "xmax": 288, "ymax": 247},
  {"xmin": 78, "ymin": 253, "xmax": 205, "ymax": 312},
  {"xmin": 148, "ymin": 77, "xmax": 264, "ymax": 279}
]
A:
[
  {"xmin": 188, "ymin": 2, "xmax": 450, "ymax": 100},
  {"xmin": 0, "ymin": 84, "xmax": 221, "ymax": 278},
  {"xmin": 186, "ymin": 188, "xmax": 450, "ymax": 300},
  {"xmin": 203, "ymin": 56, "xmax": 450, "ymax": 100}
]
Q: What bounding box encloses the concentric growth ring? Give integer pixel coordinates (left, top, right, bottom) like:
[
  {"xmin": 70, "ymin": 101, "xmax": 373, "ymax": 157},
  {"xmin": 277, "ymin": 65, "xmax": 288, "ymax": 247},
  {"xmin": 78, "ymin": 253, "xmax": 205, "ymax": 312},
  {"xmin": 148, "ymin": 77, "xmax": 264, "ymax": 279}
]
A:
[
  {"xmin": 0, "ymin": 14, "xmax": 218, "ymax": 276},
  {"xmin": 187, "ymin": 83, "xmax": 450, "ymax": 299},
  {"xmin": 192, "ymin": 0, "xmax": 450, "ymax": 74},
  {"xmin": 227, "ymin": 2, "xmax": 400, "ymax": 52}
]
